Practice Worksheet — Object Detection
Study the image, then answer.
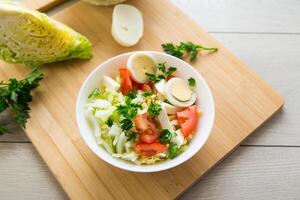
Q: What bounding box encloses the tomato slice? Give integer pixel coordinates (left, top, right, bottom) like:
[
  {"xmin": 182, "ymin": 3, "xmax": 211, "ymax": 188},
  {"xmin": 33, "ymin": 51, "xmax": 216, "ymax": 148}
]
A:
[
  {"xmin": 119, "ymin": 68, "xmax": 133, "ymax": 95},
  {"xmin": 138, "ymin": 83, "xmax": 152, "ymax": 92},
  {"xmin": 135, "ymin": 143, "xmax": 167, "ymax": 156},
  {"xmin": 134, "ymin": 113, "xmax": 160, "ymax": 143},
  {"xmin": 176, "ymin": 105, "xmax": 198, "ymax": 137}
]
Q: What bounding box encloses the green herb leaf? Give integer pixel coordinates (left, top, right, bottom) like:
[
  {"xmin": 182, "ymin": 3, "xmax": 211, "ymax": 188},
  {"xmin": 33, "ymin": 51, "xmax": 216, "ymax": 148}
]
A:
[
  {"xmin": 162, "ymin": 42, "xmax": 218, "ymax": 61},
  {"xmin": 148, "ymin": 102, "xmax": 162, "ymax": 117},
  {"xmin": 188, "ymin": 77, "xmax": 196, "ymax": 87},
  {"xmin": 117, "ymin": 103, "xmax": 142, "ymax": 119},
  {"xmin": 142, "ymin": 92, "xmax": 153, "ymax": 97},
  {"xmin": 145, "ymin": 63, "xmax": 177, "ymax": 83},
  {"xmin": 126, "ymin": 91, "xmax": 137, "ymax": 99},
  {"xmin": 125, "ymin": 130, "xmax": 137, "ymax": 141},
  {"xmin": 162, "ymin": 43, "xmax": 184, "ymax": 59},
  {"xmin": 166, "ymin": 67, "xmax": 177, "ymax": 77},
  {"xmin": 0, "ymin": 68, "xmax": 43, "ymax": 134},
  {"xmin": 160, "ymin": 129, "xmax": 177, "ymax": 144},
  {"xmin": 105, "ymin": 117, "xmax": 113, "ymax": 127},
  {"xmin": 168, "ymin": 143, "xmax": 179, "ymax": 159},
  {"xmin": 145, "ymin": 73, "xmax": 160, "ymax": 83},
  {"xmin": 157, "ymin": 63, "xmax": 166, "ymax": 72},
  {"xmin": 120, "ymin": 118, "xmax": 133, "ymax": 131},
  {"xmin": 0, "ymin": 125, "xmax": 8, "ymax": 135}
]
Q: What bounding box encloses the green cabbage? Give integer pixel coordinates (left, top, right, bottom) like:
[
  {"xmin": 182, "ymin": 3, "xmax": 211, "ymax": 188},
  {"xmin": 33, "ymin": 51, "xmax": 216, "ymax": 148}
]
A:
[
  {"xmin": 0, "ymin": 2, "xmax": 92, "ymax": 67},
  {"xmin": 82, "ymin": 0, "xmax": 127, "ymax": 6}
]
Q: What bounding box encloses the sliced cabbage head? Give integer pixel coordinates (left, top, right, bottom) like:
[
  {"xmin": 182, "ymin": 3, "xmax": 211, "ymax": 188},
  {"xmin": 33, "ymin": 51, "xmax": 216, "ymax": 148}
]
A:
[
  {"xmin": 82, "ymin": 0, "xmax": 127, "ymax": 6},
  {"xmin": 0, "ymin": 2, "xmax": 92, "ymax": 67}
]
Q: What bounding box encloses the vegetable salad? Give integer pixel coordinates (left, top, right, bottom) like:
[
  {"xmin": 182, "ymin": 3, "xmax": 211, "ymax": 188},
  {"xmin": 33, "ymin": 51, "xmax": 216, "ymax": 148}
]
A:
[{"xmin": 85, "ymin": 53, "xmax": 200, "ymax": 165}]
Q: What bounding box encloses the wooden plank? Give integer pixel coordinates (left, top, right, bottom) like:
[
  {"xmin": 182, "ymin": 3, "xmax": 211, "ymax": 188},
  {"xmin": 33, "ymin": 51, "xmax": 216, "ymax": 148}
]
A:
[
  {"xmin": 1, "ymin": 33, "xmax": 298, "ymax": 145},
  {"xmin": 14, "ymin": 0, "xmax": 67, "ymax": 11},
  {"xmin": 1, "ymin": 144, "xmax": 300, "ymax": 200},
  {"xmin": 181, "ymin": 146, "xmax": 300, "ymax": 200},
  {"xmin": 0, "ymin": 143, "xmax": 67, "ymax": 200},
  {"xmin": 171, "ymin": 0, "xmax": 300, "ymax": 33},
  {"xmin": 0, "ymin": 0, "xmax": 283, "ymax": 199},
  {"xmin": 0, "ymin": 110, "xmax": 29, "ymax": 142},
  {"xmin": 211, "ymin": 34, "xmax": 300, "ymax": 146}
]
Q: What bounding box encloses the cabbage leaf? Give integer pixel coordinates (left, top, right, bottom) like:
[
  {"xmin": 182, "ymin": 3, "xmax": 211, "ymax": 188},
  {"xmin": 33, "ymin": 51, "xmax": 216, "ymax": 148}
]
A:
[{"xmin": 0, "ymin": 2, "xmax": 92, "ymax": 67}]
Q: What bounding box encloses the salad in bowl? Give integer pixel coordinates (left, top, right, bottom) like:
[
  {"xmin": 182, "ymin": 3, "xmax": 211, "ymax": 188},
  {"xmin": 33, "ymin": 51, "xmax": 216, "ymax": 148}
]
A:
[{"xmin": 76, "ymin": 51, "xmax": 214, "ymax": 172}]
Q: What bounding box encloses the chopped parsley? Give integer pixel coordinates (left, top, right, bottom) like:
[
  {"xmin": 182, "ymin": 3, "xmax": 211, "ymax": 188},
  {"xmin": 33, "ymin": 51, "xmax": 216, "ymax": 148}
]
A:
[
  {"xmin": 126, "ymin": 91, "xmax": 137, "ymax": 99},
  {"xmin": 120, "ymin": 118, "xmax": 133, "ymax": 131},
  {"xmin": 142, "ymin": 91, "xmax": 153, "ymax": 97},
  {"xmin": 168, "ymin": 143, "xmax": 179, "ymax": 159},
  {"xmin": 125, "ymin": 130, "xmax": 137, "ymax": 141},
  {"xmin": 160, "ymin": 129, "xmax": 177, "ymax": 144},
  {"xmin": 148, "ymin": 102, "xmax": 162, "ymax": 117},
  {"xmin": 188, "ymin": 77, "xmax": 196, "ymax": 87},
  {"xmin": 162, "ymin": 42, "xmax": 218, "ymax": 62},
  {"xmin": 105, "ymin": 117, "xmax": 113, "ymax": 127},
  {"xmin": 145, "ymin": 63, "xmax": 177, "ymax": 83},
  {"xmin": 116, "ymin": 102, "xmax": 142, "ymax": 119}
]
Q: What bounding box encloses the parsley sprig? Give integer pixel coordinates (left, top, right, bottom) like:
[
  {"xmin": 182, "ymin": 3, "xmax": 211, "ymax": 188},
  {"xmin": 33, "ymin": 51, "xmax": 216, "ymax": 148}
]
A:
[
  {"xmin": 160, "ymin": 129, "xmax": 176, "ymax": 144},
  {"xmin": 0, "ymin": 68, "xmax": 43, "ymax": 134},
  {"xmin": 145, "ymin": 63, "xmax": 176, "ymax": 83},
  {"xmin": 117, "ymin": 91, "xmax": 142, "ymax": 119},
  {"xmin": 162, "ymin": 42, "xmax": 218, "ymax": 61}
]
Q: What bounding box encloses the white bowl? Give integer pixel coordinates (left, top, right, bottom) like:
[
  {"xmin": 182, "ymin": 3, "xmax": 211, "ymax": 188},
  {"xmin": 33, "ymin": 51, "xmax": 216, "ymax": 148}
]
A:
[{"xmin": 76, "ymin": 51, "xmax": 215, "ymax": 172}]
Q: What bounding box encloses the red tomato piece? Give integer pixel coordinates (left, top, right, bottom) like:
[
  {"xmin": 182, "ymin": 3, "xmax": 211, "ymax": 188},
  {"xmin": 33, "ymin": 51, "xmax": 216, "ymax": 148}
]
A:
[
  {"xmin": 138, "ymin": 83, "xmax": 152, "ymax": 92},
  {"xmin": 119, "ymin": 68, "xmax": 133, "ymax": 95},
  {"xmin": 166, "ymin": 74, "xmax": 176, "ymax": 81},
  {"xmin": 176, "ymin": 105, "xmax": 198, "ymax": 137},
  {"xmin": 135, "ymin": 143, "xmax": 167, "ymax": 156},
  {"xmin": 134, "ymin": 113, "xmax": 160, "ymax": 143}
]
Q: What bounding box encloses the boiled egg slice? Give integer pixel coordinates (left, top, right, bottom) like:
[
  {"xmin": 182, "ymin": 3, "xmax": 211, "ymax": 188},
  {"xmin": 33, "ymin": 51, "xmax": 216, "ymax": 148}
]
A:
[
  {"xmin": 157, "ymin": 106, "xmax": 173, "ymax": 130},
  {"xmin": 164, "ymin": 77, "xmax": 197, "ymax": 107},
  {"xmin": 161, "ymin": 102, "xmax": 182, "ymax": 114},
  {"xmin": 112, "ymin": 4, "xmax": 143, "ymax": 47},
  {"xmin": 127, "ymin": 53, "xmax": 156, "ymax": 83},
  {"xmin": 154, "ymin": 79, "xmax": 166, "ymax": 95}
]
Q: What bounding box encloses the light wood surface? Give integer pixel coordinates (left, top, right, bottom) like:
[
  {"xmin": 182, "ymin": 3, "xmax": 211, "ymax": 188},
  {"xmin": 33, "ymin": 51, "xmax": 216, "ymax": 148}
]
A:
[
  {"xmin": 1, "ymin": 0, "xmax": 299, "ymax": 199},
  {"xmin": 1, "ymin": 144, "xmax": 300, "ymax": 200},
  {"xmin": 19, "ymin": 0, "xmax": 66, "ymax": 11},
  {"xmin": 0, "ymin": 0, "xmax": 283, "ymax": 199},
  {"xmin": 171, "ymin": 0, "xmax": 300, "ymax": 33}
]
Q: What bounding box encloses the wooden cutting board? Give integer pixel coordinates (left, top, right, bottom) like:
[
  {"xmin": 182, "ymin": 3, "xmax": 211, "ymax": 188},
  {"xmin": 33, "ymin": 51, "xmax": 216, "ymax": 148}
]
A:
[
  {"xmin": 0, "ymin": 0, "xmax": 283, "ymax": 199},
  {"xmin": 20, "ymin": 0, "xmax": 66, "ymax": 11}
]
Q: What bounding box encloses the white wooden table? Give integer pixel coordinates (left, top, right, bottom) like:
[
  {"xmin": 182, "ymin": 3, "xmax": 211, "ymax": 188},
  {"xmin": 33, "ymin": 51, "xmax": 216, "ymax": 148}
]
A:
[{"xmin": 1, "ymin": 0, "xmax": 300, "ymax": 199}]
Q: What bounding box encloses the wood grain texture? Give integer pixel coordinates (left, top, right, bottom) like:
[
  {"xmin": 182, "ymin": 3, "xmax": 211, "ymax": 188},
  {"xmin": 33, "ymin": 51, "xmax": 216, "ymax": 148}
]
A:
[
  {"xmin": 171, "ymin": 0, "xmax": 300, "ymax": 33},
  {"xmin": 180, "ymin": 146, "xmax": 300, "ymax": 200},
  {"xmin": 211, "ymin": 34, "xmax": 300, "ymax": 146},
  {"xmin": 0, "ymin": 143, "xmax": 67, "ymax": 200},
  {"xmin": 1, "ymin": 144, "xmax": 300, "ymax": 200},
  {"xmin": 18, "ymin": 0, "xmax": 67, "ymax": 11},
  {"xmin": 0, "ymin": 0, "xmax": 283, "ymax": 199},
  {"xmin": 2, "ymin": 0, "xmax": 281, "ymax": 199}
]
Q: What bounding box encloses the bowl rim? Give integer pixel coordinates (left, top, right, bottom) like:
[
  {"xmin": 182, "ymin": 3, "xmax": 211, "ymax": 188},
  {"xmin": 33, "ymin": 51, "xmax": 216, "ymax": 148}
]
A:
[{"xmin": 76, "ymin": 51, "xmax": 215, "ymax": 172}]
